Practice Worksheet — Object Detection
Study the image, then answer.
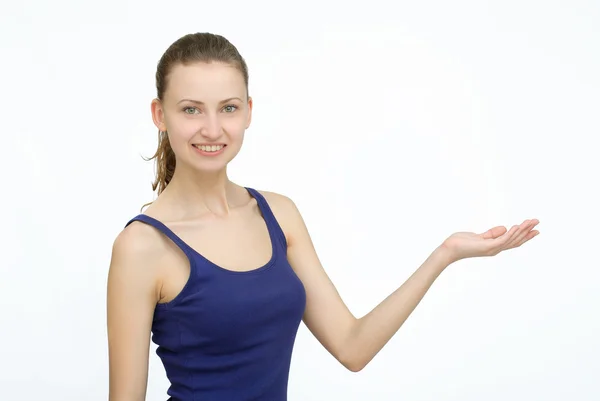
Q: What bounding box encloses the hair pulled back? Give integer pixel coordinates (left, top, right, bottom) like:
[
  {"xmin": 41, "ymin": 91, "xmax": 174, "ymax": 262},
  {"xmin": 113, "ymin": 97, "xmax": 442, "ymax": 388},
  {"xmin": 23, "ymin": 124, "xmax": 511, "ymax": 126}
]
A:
[{"xmin": 145, "ymin": 33, "xmax": 249, "ymax": 195}]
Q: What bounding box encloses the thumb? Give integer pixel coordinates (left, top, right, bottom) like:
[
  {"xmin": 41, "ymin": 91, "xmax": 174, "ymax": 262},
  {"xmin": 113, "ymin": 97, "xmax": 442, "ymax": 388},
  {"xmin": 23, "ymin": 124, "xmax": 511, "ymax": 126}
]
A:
[{"xmin": 480, "ymin": 225, "xmax": 507, "ymax": 239}]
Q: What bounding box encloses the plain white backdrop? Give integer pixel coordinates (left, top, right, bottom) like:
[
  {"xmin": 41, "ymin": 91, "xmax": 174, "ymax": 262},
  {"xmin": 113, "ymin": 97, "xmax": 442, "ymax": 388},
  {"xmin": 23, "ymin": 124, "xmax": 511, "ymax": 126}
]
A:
[{"xmin": 1, "ymin": 0, "xmax": 599, "ymax": 400}]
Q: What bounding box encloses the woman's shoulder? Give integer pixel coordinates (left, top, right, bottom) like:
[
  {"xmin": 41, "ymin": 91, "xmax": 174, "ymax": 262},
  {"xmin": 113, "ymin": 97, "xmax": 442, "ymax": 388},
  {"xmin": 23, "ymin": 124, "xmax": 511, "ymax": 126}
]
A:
[
  {"xmin": 254, "ymin": 189, "xmax": 299, "ymax": 216},
  {"xmin": 110, "ymin": 217, "xmax": 172, "ymax": 273},
  {"xmin": 253, "ymin": 189, "xmax": 306, "ymax": 240}
]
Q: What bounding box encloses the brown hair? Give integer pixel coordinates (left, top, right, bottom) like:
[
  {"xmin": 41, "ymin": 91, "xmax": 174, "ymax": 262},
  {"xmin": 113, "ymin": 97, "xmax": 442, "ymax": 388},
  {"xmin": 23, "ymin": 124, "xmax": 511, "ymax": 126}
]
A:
[{"xmin": 144, "ymin": 32, "xmax": 250, "ymax": 196}]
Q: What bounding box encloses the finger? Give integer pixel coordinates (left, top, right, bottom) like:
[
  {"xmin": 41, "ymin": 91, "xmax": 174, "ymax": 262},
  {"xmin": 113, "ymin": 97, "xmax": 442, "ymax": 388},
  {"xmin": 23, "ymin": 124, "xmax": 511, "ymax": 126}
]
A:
[
  {"xmin": 505, "ymin": 225, "xmax": 523, "ymax": 246},
  {"xmin": 488, "ymin": 225, "xmax": 520, "ymax": 254},
  {"xmin": 506, "ymin": 219, "xmax": 532, "ymax": 248},
  {"xmin": 507, "ymin": 219, "xmax": 539, "ymax": 249},
  {"xmin": 512, "ymin": 228, "xmax": 540, "ymax": 248}
]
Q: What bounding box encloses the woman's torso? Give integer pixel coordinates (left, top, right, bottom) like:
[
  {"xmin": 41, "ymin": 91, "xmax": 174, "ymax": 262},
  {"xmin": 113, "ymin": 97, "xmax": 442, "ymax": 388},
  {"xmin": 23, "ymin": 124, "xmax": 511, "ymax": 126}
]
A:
[{"xmin": 125, "ymin": 187, "xmax": 307, "ymax": 401}]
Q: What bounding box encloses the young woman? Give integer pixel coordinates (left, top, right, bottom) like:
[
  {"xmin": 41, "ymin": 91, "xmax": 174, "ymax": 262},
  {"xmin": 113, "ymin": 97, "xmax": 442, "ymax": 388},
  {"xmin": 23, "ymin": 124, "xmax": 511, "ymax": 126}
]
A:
[{"xmin": 106, "ymin": 32, "xmax": 540, "ymax": 401}]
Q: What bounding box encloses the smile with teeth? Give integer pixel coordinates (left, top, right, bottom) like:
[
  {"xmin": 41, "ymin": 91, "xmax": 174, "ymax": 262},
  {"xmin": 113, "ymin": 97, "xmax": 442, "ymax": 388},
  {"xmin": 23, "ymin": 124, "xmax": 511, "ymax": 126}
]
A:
[{"xmin": 193, "ymin": 144, "xmax": 225, "ymax": 152}]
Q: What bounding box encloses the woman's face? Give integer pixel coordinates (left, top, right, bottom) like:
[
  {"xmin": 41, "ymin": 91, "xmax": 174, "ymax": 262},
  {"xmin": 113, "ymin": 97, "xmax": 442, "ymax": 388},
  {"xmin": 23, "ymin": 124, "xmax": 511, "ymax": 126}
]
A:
[{"xmin": 152, "ymin": 61, "xmax": 252, "ymax": 173}]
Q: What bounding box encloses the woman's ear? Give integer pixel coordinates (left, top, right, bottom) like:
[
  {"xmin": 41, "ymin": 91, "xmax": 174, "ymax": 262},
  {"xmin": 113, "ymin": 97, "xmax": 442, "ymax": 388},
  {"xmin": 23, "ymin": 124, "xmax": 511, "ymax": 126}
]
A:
[
  {"xmin": 151, "ymin": 98, "xmax": 167, "ymax": 132},
  {"xmin": 246, "ymin": 96, "xmax": 253, "ymax": 129}
]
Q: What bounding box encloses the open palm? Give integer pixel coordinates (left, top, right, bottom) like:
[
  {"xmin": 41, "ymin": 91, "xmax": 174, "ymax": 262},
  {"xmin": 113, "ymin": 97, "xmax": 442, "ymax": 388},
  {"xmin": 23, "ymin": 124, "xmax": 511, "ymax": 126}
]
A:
[{"xmin": 443, "ymin": 219, "xmax": 540, "ymax": 263}]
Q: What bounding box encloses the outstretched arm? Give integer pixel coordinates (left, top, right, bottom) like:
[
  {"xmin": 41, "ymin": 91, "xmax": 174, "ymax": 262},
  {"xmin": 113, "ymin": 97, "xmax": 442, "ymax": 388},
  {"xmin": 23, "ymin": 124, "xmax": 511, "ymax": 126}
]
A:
[
  {"xmin": 282, "ymin": 197, "xmax": 451, "ymax": 372},
  {"xmin": 266, "ymin": 191, "xmax": 539, "ymax": 372}
]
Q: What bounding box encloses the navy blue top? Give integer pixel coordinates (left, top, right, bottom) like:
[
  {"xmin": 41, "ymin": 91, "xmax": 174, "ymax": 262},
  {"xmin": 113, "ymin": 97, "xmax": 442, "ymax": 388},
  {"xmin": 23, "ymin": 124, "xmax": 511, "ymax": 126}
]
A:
[{"xmin": 125, "ymin": 188, "xmax": 307, "ymax": 401}]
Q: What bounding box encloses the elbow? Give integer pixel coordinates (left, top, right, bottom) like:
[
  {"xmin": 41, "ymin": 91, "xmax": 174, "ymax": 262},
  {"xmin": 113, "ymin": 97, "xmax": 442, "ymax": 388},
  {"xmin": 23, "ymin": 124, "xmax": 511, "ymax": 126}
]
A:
[
  {"xmin": 343, "ymin": 357, "xmax": 366, "ymax": 373},
  {"xmin": 346, "ymin": 362, "xmax": 365, "ymax": 373},
  {"xmin": 338, "ymin": 324, "xmax": 368, "ymax": 372},
  {"xmin": 338, "ymin": 349, "xmax": 367, "ymax": 373}
]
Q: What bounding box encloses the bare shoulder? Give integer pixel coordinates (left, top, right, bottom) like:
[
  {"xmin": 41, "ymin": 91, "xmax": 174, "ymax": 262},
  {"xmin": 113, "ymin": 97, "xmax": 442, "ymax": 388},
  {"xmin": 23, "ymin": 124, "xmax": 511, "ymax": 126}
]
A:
[
  {"xmin": 112, "ymin": 221, "xmax": 167, "ymax": 264},
  {"xmin": 109, "ymin": 221, "xmax": 167, "ymax": 293},
  {"xmin": 258, "ymin": 190, "xmax": 297, "ymax": 211},
  {"xmin": 257, "ymin": 190, "xmax": 305, "ymax": 245},
  {"xmin": 107, "ymin": 221, "xmax": 166, "ymax": 399}
]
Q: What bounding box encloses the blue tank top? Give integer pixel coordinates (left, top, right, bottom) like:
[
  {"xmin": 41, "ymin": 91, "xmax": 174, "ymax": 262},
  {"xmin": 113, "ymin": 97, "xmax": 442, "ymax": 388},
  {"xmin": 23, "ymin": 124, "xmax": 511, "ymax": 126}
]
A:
[{"xmin": 125, "ymin": 188, "xmax": 307, "ymax": 401}]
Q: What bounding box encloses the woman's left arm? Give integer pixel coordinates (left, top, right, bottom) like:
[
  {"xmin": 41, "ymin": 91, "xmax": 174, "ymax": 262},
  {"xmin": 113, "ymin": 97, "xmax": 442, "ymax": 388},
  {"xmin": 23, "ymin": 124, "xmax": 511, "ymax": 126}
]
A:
[{"xmin": 265, "ymin": 191, "xmax": 538, "ymax": 372}]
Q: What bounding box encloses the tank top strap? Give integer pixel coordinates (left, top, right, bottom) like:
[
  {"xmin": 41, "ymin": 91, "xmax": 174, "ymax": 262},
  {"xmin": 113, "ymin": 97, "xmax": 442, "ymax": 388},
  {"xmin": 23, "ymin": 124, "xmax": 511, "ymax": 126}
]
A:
[
  {"xmin": 125, "ymin": 214, "xmax": 197, "ymax": 260},
  {"xmin": 245, "ymin": 187, "xmax": 288, "ymax": 250}
]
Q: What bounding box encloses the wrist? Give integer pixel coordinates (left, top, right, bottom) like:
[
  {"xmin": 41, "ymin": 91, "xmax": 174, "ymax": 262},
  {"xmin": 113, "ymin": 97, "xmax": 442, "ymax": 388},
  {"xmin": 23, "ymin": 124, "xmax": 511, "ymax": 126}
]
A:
[{"xmin": 431, "ymin": 244, "xmax": 456, "ymax": 269}]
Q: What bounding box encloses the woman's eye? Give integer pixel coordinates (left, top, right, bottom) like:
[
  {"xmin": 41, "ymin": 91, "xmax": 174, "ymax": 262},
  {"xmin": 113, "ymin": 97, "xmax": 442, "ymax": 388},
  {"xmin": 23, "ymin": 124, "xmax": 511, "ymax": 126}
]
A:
[{"xmin": 183, "ymin": 105, "xmax": 237, "ymax": 114}]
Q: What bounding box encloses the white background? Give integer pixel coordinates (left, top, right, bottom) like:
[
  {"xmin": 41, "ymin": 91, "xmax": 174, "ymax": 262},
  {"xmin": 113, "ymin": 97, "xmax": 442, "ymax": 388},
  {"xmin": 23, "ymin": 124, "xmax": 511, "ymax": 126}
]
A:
[{"xmin": 1, "ymin": 0, "xmax": 599, "ymax": 400}]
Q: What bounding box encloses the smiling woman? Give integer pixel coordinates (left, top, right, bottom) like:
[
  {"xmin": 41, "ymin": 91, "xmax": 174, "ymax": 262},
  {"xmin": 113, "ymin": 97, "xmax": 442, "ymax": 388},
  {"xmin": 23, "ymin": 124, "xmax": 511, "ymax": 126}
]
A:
[
  {"xmin": 106, "ymin": 32, "xmax": 540, "ymax": 401},
  {"xmin": 147, "ymin": 45, "xmax": 252, "ymax": 188}
]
